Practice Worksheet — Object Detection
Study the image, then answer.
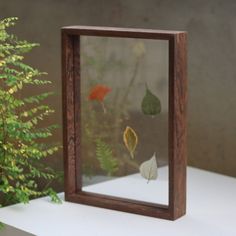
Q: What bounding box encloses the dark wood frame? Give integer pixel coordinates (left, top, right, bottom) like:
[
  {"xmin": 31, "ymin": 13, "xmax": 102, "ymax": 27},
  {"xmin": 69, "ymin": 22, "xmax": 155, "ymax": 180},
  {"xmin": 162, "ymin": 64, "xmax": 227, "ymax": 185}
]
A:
[{"xmin": 62, "ymin": 26, "xmax": 187, "ymax": 220}]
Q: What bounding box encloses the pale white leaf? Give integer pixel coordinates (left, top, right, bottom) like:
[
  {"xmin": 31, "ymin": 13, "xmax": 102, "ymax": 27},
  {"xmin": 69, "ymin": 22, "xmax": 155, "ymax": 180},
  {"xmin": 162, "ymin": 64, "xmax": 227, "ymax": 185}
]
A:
[{"xmin": 139, "ymin": 153, "xmax": 158, "ymax": 182}]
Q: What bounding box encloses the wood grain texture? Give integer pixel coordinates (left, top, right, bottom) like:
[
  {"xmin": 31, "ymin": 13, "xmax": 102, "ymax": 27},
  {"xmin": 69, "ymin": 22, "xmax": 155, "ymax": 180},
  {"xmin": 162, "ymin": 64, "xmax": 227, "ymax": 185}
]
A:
[
  {"xmin": 73, "ymin": 36, "xmax": 82, "ymax": 192},
  {"xmin": 67, "ymin": 192, "xmax": 171, "ymax": 219},
  {"xmin": 168, "ymin": 33, "xmax": 187, "ymax": 220},
  {"xmin": 61, "ymin": 26, "xmax": 185, "ymax": 40},
  {"xmin": 62, "ymin": 26, "xmax": 187, "ymax": 220},
  {"xmin": 62, "ymin": 33, "xmax": 79, "ymax": 199}
]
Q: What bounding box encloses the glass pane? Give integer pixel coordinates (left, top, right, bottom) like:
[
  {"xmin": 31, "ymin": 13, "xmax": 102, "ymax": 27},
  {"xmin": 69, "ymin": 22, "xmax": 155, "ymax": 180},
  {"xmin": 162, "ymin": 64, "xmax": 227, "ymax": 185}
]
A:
[{"xmin": 80, "ymin": 36, "xmax": 169, "ymax": 206}]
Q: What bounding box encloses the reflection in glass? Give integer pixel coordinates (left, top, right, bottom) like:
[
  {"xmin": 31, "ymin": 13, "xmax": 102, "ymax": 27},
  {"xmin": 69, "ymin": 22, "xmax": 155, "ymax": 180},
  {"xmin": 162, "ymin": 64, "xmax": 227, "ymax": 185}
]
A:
[{"xmin": 80, "ymin": 36, "xmax": 169, "ymax": 205}]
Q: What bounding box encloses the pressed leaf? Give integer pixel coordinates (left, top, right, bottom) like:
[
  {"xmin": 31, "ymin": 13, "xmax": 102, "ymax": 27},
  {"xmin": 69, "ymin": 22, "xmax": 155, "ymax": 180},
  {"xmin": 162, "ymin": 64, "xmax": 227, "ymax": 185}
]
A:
[
  {"xmin": 133, "ymin": 42, "xmax": 146, "ymax": 58},
  {"xmin": 88, "ymin": 84, "xmax": 111, "ymax": 102},
  {"xmin": 141, "ymin": 85, "xmax": 161, "ymax": 116},
  {"xmin": 88, "ymin": 84, "xmax": 112, "ymax": 113},
  {"xmin": 123, "ymin": 126, "xmax": 138, "ymax": 159},
  {"xmin": 95, "ymin": 139, "xmax": 118, "ymax": 176},
  {"xmin": 139, "ymin": 153, "xmax": 158, "ymax": 182}
]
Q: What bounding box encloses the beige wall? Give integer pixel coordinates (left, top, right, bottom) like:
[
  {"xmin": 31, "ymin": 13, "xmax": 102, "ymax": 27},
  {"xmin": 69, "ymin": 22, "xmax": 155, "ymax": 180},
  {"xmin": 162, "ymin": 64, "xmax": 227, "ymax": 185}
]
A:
[{"xmin": 1, "ymin": 0, "xmax": 236, "ymax": 183}]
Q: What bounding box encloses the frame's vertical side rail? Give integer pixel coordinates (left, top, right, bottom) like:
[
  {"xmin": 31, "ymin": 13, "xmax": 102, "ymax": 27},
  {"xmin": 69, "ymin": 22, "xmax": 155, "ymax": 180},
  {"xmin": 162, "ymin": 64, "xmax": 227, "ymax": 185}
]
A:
[
  {"xmin": 169, "ymin": 33, "xmax": 187, "ymax": 220},
  {"xmin": 62, "ymin": 31, "xmax": 77, "ymax": 199},
  {"xmin": 73, "ymin": 36, "xmax": 82, "ymax": 192},
  {"xmin": 168, "ymin": 36, "xmax": 175, "ymax": 217}
]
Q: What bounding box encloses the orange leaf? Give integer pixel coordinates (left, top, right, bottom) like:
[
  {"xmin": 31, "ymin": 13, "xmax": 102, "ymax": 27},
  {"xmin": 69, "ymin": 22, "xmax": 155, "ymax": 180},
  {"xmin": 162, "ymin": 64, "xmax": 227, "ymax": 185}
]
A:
[{"xmin": 88, "ymin": 84, "xmax": 111, "ymax": 102}]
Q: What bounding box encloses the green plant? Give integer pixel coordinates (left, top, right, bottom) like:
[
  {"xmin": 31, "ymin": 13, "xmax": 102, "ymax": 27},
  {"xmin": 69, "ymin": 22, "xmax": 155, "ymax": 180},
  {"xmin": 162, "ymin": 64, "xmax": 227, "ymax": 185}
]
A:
[
  {"xmin": 95, "ymin": 138, "xmax": 118, "ymax": 176},
  {"xmin": 0, "ymin": 17, "xmax": 61, "ymax": 209}
]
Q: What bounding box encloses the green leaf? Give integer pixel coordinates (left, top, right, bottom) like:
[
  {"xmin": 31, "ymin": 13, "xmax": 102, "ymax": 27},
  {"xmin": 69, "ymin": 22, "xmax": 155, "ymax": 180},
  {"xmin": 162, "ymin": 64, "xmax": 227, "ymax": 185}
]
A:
[
  {"xmin": 141, "ymin": 84, "xmax": 161, "ymax": 116},
  {"xmin": 95, "ymin": 139, "xmax": 118, "ymax": 176},
  {"xmin": 23, "ymin": 92, "xmax": 54, "ymax": 104},
  {"xmin": 0, "ymin": 222, "xmax": 5, "ymax": 230},
  {"xmin": 46, "ymin": 188, "xmax": 62, "ymax": 204}
]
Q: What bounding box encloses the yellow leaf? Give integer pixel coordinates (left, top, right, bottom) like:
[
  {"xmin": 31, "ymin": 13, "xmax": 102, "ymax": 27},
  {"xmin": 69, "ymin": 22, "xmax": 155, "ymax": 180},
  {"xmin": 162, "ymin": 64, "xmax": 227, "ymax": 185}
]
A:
[
  {"xmin": 0, "ymin": 60, "xmax": 6, "ymax": 66},
  {"xmin": 23, "ymin": 112, "xmax": 28, "ymax": 117},
  {"xmin": 8, "ymin": 88, "xmax": 14, "ymax": 94},
  {"xmin": 123, "ymin": 126, "xmax": 138, "ymax": 159},
  {"xmin": 133, "ymin": 42, "xmax": 146, "ymax": 57},
  {"xmin": 19, "ymin": 175, "xmax": 25, "ymax": 180}
]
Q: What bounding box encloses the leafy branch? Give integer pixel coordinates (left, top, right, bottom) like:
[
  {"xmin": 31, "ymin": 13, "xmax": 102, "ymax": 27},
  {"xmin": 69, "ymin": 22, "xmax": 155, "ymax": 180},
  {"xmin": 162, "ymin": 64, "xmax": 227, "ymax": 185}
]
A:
[
  {"xmin": 0, "ymin": 17, "xmax": 61, "ymax": 210},
  {"xmin": 95, "ymin": 138, "xmax": 118, "ymax": 176}
]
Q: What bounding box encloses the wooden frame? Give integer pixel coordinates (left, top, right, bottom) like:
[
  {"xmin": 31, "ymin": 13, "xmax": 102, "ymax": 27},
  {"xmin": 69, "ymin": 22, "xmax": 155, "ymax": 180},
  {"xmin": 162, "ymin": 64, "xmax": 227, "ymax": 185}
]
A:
[{"xmin": 62, "ymin": 26, "xmax": 187, "ymax": 220}]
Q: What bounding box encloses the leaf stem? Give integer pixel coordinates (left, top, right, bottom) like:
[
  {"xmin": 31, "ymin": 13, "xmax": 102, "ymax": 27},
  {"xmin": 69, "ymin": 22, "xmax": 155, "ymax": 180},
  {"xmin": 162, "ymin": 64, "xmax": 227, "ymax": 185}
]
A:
[
  {"xmin": 121, "ymin": 156, "xmax": 139, "ymax": 170},
  {"xmin": 119, "ymin": 57, "xmax": 141, "ymax": 111},
  {"xmin": 100, "ymin": 101, "xmax": 106, "ymax": 113}
]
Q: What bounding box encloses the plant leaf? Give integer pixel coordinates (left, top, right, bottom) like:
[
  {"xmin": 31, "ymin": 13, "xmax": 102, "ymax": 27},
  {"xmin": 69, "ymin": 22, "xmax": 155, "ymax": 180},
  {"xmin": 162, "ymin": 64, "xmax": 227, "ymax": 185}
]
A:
[
  {"xmin": 123, "ymin": 126, "xmax": 138, "ymax": 159},
  {"xmin": 88, "ymin": 84, "xmax": 111, "ymax": 102},
  {"xmin": 95, "ymin": 139, "xmax": 118, "ymax": 176},
  {"xmin": 141, "ymin": 85, "xmax": 161, "ymax": 116},
  {"xmin": 0, "ymin": 222, "xmax": 5, "ymax": 230},
  {"xmin": 139, "ymin": 153, "xmax": 158, "ymax": 182}
]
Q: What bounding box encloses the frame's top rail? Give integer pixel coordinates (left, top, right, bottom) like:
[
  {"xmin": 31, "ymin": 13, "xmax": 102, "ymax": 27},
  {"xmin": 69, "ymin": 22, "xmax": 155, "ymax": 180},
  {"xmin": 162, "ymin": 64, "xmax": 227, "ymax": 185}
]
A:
[{"xmin": 61, "ymin": 26, "xmax": 186, "ymax": 40}]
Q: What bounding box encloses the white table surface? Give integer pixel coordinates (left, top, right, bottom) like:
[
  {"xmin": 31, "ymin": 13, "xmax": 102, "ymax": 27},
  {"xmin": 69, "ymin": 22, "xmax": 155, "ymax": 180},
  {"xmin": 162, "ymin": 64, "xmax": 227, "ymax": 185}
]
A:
[
  {"xmin": 0, "ymin": 166, "xmax": 236, "ymax": 236},
  {"xmin": 83, "ymin": 165, "xmax": 169, "ymax": 205}
]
